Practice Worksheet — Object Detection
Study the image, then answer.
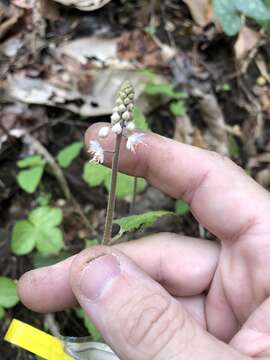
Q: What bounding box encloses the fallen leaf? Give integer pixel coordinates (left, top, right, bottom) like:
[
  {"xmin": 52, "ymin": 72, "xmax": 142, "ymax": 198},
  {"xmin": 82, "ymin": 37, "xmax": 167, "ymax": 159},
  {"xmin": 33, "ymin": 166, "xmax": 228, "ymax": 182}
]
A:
[
  {"xmin": 234, "ymin": 26, "xmax": 261, "ymax": 60},
  {"xmin": 57, "ymin": 37, "xmax": 120, "ymax": 66},
  {"xmin": 2, "ymin": 37, "xmax": 24, "ymax": 57},
  {"xmin": 192, "ymin": 128, "xmax": 208, "ymax": 149},
  {"xmin": 256, "ymin": 168, "xmax": 270, "ymax": 188},
  {"xmin": 117, "ymin": 30, "xmax": 175, "ymax": 67},
  {"xmin": 12, "ymin": 0, "xmax": 35, "ymax": 9},
  {"xmin": 8, "ymin": 70, "xmax": 167, "ymax": 116},
  {"xmin": 183, "ymin": 0, "xmax": 213, "ymax": 27}
]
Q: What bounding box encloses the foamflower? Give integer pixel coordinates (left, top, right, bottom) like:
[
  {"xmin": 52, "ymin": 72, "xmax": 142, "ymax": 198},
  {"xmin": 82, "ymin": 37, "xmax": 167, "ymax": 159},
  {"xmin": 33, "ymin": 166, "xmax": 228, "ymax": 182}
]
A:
[
  {"xmin": 88, "ymin": 140, "xmax": 104, "ymax": 163},
  {"xmin": 126, "ymin": 133, "xmax": 145, "ymax": 153}
]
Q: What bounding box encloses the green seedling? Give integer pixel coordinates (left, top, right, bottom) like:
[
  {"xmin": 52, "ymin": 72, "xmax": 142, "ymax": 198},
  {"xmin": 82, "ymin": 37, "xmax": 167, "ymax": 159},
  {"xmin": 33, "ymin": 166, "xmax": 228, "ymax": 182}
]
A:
[
  {"xmin": 11, "ymin": 206, "xmax": 64, "ymax": 256},
  {"xmin": 0, "ymin": 277, "xmax": 19, "ymax": 319}
]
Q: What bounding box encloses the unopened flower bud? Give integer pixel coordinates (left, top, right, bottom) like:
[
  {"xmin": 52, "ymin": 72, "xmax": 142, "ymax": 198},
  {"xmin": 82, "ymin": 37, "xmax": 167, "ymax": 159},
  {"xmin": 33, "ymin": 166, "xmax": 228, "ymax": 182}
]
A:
[
  {"xmin": 116, "ymin": 98, "xmax": 123, "ymax": 106},
  {"xmin": 122, "ymin": 111, "xmax": 131, "ymax": 121},
  {"xmin": 112, "ymin": 123, "xmax": 122, "ymax": 134},
  {"xmin": 127, "ymin": 103, "xmax": 134, "ymax": 111},
  {"xmin": 111, "ymin": 112, "xmax": 120, "ymax": 124},
  {"xmin": 124, "ymin": 98, "xmax": 131, "ymax": 105},
  {"xmin": 98, "ymin": 126, "xmax": 110, "ymax": 138},
  {"xmin": 118, "ymin": 104, "xmax": 126, "ymax": 113}
]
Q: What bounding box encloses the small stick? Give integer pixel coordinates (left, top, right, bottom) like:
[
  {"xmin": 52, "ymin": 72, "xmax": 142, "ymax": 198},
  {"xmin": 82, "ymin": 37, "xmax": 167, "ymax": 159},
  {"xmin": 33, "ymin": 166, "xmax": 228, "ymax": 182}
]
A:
[{"xmin": 102, "ymin": 133, "xmax": 122, "ymax": 245}]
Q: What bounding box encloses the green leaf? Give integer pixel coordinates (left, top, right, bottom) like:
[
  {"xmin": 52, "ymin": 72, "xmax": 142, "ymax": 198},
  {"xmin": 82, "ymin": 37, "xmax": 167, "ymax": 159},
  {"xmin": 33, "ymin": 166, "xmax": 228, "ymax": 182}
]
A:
[
  {"xmin": 11, "ymin": 220, "xmax": 36, "ymax": 255},
  {"xmin": 28, "ymin": 206, "xmax": 62, "ymax": 228},
  {"xmin": 228, "ymin": 134, "xmax": 241, "ymax": 159},
  {"xmin": 85, "ymin": 239, "xmax": 99, "ymax": 248},
  {"xmin": 170, "ymin": 100, "xmax": 186, "ymax": 117},
  {"xmin": 31, "ymin": 252, "xmax": 71, "ymax": 268},
  {"xmin": 17, "ymin": 155, "xmax": 45, "ymax": 168},
  {"xmin": 36, "ymin": 192, "xmax": 51, "ymax": 206},
  {"xmin": 114, "ymin": 211, "xmax": 174, "ymax": 235},
  {"xmin": 17, "ymin": 166, "xmax": 44, "ymax": 193},
  {"xmin": 213, "ymin": 0, "xmax": 242, "ymax": 36},
  {"xmin": 234, "ymin": 0, "xmax": 270, "ymax": 20},
  {"xmin": 56, "ymin": 142, "xmax": 83, "ymax": 168},
  {"xmin": 0, "ymin": 305, "xmax": 5, "ymax": 319},
  {"xmin": 35, "ymin": 227, "xmax": 64, "ymax": 257},
  {"xmin": 175, "ymin": 200, "xmax": 190, "ymax": 215},
  {"xmin": 144, "ymin": 25, "xmax": 156, "ymax": 35},
  {"xmin": 133, "ymin": 107, "xmax": 149, "ymax": 130},
  {"xmin": 83, "ymin": 162, "xmax": 110, "ymax": 187},
  {"xmin": 11, "ymin": 207, "xmax": 64, "ymax": 257},
  {"xmin": 138, "ymin": 69, "xmax": 158, "ymax": 82},
  {"xmin": 75, "ymin": 308, "xmax": 101, "ymax": 341},
  {"xmin": 0, "ymin": 277, "xmax": 19, "ymax": 308},
  {"xmin": 105, "ymin": 173, "xmax": 146, "ymax": 199},
  {"xmin": 84, "ymin": 162, "xmax": 146, "ymax": 199},
  {"xmin": 144, "ymin": 83, "xmax": 187, "ymax": 100}
]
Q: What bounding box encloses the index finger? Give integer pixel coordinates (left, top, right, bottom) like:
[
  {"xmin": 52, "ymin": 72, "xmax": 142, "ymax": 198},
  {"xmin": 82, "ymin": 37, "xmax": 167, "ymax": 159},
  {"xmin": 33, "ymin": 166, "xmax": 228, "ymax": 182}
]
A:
[{"xmin": 85, "ymin": 124, "xmax": 270, "ymax": 242}]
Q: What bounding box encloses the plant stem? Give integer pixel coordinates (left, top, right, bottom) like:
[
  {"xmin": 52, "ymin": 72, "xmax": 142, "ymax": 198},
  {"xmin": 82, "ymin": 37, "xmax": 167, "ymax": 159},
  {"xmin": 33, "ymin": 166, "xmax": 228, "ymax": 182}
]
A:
[
  {"xmin": 129, "ymin": 177, "xmax": 138, "ymax": 214},
  {"xmin": 103, "ymin": 133, "xmax": 122, "ymax": 245}
]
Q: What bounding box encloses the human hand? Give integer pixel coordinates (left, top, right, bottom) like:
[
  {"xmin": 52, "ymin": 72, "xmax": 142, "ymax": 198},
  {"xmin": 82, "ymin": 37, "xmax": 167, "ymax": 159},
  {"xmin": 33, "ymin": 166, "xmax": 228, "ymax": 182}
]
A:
[{"xmin": 18, "ymin": 125, "xmax": 270, "ymax": 359}]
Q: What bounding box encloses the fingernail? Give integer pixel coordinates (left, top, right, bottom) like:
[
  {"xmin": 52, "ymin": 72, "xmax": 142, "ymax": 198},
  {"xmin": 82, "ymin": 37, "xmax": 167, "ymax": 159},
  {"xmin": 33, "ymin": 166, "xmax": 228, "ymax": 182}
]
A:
[{"xmin": 79, "ymin": 254, "xmax": 121, "ymax": 301}]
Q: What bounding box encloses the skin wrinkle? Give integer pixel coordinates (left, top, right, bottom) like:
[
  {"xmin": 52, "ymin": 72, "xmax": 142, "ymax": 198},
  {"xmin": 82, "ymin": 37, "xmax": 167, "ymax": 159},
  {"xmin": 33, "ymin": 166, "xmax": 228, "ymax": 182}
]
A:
[
  {"xmin": 120, "ymin": 293, "xmax": 165, "ymax": 346},
  {"xmin": 181, "ymin": 168, "xmax": 212, "ymax": 206}
]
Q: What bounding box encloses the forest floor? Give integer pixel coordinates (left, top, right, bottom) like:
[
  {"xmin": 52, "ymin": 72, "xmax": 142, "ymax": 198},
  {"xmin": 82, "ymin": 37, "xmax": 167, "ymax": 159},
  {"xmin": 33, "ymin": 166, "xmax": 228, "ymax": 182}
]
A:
[{"xmin": 1, "ymin": 0, "xmax": 270, "ymax": 358}]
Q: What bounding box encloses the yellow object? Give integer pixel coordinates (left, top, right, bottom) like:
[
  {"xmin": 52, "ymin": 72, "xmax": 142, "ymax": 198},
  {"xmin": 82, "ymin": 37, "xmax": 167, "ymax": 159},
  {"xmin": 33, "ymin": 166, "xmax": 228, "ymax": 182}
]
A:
[{"xmin": 4, "ymin": 319, "xmax": 73, "ymax": 360}]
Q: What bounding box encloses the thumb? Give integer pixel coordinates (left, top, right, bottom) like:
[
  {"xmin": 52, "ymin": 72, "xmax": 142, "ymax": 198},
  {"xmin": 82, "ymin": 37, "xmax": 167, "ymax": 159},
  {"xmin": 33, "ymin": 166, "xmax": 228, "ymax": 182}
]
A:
[{"xmin": 70, "ymin": 246, "xmax": 247, "ymax": 360}]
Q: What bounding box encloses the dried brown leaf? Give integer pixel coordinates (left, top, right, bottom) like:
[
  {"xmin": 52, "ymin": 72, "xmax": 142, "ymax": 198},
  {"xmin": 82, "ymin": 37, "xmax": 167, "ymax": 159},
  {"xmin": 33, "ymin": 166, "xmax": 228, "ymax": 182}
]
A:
[
  {"xmin": 234, "ymin": 26, "xmax": 261, "ymax": 61},
  {"xmin": 183, "ymin": 0, "xmax": 213, "ymax": 27}
]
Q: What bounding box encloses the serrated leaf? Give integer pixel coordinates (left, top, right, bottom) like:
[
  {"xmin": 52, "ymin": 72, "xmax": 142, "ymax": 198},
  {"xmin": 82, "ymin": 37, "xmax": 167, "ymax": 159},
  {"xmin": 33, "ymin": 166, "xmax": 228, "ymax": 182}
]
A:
[
  {"xmin": 35, "ymin": 227, "xmax": 64, "ymax": 257},
  {"xmin": 17, "ymin": 166, "xmax": 44, "ymax": 193},
  {"xmin": 56, "ymin": 142, "xmax": 83, "ymax": 168},
  {"xmin": 175, "ymin": 200, "xmax": 190, "ymax": 215},
  {"xmin": 11, "ymin": 220, "xmax": 36, "ymax": 255},
  {"xmin": 213, "ymin": 0, "xmax": 242, "ymax": 36},
  {"xmin": 133, "ymin": 107, "xmax": 149, "ymax": 130},
  {"xmin": 75, "ymin": 308, "xmax": 101, "ymax": 341},
  {"xmin": 114, "ymin": 211, "xmax": 174, "ymax": 235},
  {"xmin": 83, "ymin": 162, "xmax": 110, "ymax": 187},
  {"xmin": 0, "ymin": 305, "xmax": 5, "ymax": 319},
  {"xmin": 17, "ymin": 155, "xmax": 45, "ymax": 168},
  {"xmin": 11, "ymin": 207, "xmax": 64, "ymax": 257},
  {"xmin": 234, "ymin": 0, "xmax": 270, "ymax": 20},
  {"xmin": 0, "ymin": 277, "xmax": 19, "ymax": 308},
  {"xmin": 170, "ymin": 100, "xmax": 186, "ymax": 116},
  {"xmin": 105, "ymin": 173, "xmax": 146, "ymax": 199},
  {"xmin": 28, "ymin": 206, "xmax": 63, "ymax": 227}
]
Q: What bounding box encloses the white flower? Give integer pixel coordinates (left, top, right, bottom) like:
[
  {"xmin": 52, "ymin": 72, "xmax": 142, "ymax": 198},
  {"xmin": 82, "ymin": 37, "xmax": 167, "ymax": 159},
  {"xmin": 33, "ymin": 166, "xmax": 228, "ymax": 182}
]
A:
[
  {"xmin": 98, "ymin": 126, "xmax": 110, "ymax": 138},
  {"xmin": 88, "ymin": 140, "xmax": 104, "ymax": 163},
  {"xmin": 126, "ymin": 133, "xmax": 145, "ymax": 153},
  {"xmin": 112, "ymin": 123, "xmax": 122, "ymax": 134},
  {"xmin": 126, "ymin": 121, "xmax": 135, "ymax": 131}
]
